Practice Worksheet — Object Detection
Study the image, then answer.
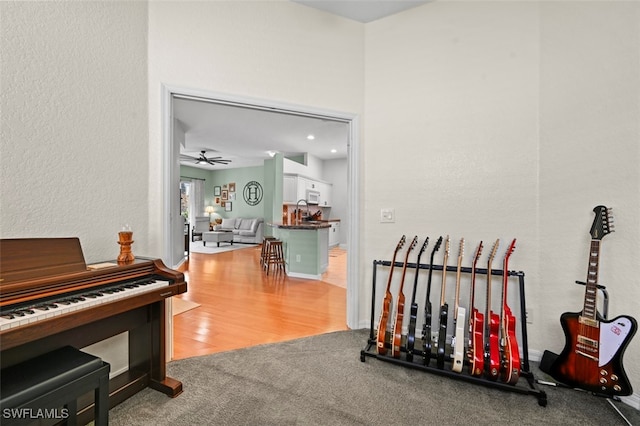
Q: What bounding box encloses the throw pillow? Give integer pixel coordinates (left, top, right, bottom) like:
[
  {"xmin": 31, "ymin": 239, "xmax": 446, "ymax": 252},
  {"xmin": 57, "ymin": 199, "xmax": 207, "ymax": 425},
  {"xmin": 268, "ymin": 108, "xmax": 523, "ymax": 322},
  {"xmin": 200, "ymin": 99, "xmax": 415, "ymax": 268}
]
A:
[{"xmin": 220, "ymin": 218, "xmax": 236, "ymax": 230}]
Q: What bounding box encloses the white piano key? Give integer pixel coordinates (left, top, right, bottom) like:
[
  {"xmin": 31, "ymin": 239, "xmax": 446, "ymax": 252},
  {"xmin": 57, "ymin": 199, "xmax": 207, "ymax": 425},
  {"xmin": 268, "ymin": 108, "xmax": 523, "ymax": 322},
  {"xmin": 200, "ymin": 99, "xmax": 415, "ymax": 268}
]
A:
[{"xmin": 0, "ymin": 279, "xmax": 170, "ymax": 331}]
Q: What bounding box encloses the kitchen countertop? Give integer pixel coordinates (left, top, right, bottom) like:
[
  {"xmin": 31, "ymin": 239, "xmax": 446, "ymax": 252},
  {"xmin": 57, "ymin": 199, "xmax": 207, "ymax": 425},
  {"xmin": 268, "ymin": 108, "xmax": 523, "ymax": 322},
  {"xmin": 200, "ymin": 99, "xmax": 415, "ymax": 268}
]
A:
[{"xmin": 268, "ymin": 221, "xmax": 331, "ymax": 230}]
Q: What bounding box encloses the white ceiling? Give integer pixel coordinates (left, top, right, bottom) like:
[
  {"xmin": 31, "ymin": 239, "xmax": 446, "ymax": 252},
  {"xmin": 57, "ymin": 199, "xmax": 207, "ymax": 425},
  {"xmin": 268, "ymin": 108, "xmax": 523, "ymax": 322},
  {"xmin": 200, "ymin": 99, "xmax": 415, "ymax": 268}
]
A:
[
  {"xmin": 175, "ymin": 97, "xmax": 350, "ymax": 170},
  {"xmin": 177, "ymin": 1, "xmax": 430, "ymax": 171}
]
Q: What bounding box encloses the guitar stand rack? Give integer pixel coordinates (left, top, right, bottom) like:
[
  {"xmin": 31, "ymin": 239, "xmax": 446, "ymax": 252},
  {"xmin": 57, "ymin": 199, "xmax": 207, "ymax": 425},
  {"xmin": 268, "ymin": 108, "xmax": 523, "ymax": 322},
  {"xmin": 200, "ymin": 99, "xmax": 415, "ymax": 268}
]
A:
[{"xmin": 360, "ymin": 259, "xmax": 548, "ymax": 407}]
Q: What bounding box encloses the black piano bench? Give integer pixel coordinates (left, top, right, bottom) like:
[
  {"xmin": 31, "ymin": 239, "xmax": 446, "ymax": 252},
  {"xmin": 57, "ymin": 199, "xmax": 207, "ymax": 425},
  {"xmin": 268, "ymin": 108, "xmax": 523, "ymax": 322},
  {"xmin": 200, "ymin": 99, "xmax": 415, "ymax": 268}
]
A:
[{"xmin": 0, "ymin": 346, "xmax": 110, "ymax": 426}]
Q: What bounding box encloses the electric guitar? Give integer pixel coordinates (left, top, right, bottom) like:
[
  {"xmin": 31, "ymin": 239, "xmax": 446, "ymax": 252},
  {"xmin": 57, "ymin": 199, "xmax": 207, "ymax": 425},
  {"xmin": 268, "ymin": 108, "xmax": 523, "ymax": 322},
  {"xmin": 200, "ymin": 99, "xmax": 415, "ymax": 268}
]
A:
[
  {"xmin": 376, "ymin": 235, "xmax": 406, "ymax": 355},
  {"xmin": 391, "ymin": 236, "xmax": 418, "ymax": 358},
  {"xmin": 484, "ymin": 239, "xmax": 501, "ymax": 380},
  {"xmin": 451, "ymin": 238, "xmax": 466, "ymax": 372},
  {"xmin": 422, "ymin": 236, "xmax": 443, "ymax": 366},
  {"xmin": 406, "ymin": 237, "xmax": 429, "ymax": 362},
  {"xmin": 500, "ymin": 238, "xmax": 520, "ymax": 384},
  {"xmin": 549, "ymin": 206, "xmax": 637, "ymax": 396},
  {"xmin": 467, "ymin": 241, "xmax": 484, "ymax": 376},
  {"xmin": 436, "ymin": 235, "xmax": 451, "ymax": 369}
]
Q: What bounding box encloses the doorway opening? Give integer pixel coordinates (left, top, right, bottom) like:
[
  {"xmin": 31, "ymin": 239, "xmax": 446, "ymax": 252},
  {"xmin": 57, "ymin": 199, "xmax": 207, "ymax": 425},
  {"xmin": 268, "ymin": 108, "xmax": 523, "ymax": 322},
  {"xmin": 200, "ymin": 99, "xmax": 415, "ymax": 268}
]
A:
[{"xmin": 162, "ymin": 85, "xmax": 360, "ymax": 330}]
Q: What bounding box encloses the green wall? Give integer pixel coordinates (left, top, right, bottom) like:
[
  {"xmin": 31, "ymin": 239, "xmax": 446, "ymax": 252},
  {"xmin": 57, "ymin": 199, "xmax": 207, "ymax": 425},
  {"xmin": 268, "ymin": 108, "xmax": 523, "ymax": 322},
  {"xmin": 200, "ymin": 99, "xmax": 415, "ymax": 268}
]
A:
[{"xmin": 181, "ymin": 164, "xmax": 269, "ymax": 219}]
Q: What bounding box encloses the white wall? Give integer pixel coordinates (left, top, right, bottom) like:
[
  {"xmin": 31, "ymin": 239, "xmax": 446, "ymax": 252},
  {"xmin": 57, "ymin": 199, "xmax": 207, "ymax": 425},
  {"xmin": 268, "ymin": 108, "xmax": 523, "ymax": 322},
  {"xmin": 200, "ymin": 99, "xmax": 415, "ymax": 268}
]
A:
[
  {"xmin": 0, "ymin": 2, "xmax": 149, "ymax": 261},
  {"xmin": 147, "ymin": 1, "xmax": 365, "ymax": 259},
  {"xmin": 364, "ymin": 1, "xmax": 639, "ymax": 395}
]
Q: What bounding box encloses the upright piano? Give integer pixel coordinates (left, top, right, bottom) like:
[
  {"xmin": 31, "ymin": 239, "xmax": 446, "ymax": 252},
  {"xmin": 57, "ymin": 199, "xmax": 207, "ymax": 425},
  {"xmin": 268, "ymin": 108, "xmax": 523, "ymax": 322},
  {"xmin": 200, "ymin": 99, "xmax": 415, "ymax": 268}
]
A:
[{"xmin": 0, "ymin": 238, "xmax": 187, "ymax": 421}]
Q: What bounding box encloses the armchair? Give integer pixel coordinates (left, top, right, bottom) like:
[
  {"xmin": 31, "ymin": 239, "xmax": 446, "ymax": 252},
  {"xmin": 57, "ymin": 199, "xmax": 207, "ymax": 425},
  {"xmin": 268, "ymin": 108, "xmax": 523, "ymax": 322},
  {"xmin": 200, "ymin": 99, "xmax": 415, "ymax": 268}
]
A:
[{"xmin": 192, "ymin": 216, "xmax": 210, "ymax": 241}]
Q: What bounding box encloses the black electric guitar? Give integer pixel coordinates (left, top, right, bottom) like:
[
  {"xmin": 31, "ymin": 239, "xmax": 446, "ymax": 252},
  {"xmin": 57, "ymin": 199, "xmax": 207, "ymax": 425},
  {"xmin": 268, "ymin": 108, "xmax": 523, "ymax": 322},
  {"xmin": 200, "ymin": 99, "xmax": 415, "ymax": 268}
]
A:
[
  {"xmin": 406, "ymin": 237, "xmax": 429, "ymax": 362},
  {"xmin": 422, "ymin": 236, "xmax": 443, "ymax": 366},
  {"xmin": 391, "ymin": 236, "xmax": 418, "ymax": 358},
  {"xmin": 549, "ymin": 206, "xmax": 637, "ymax": 396},
  {"xmin": 376, "ymin": 235, "xmax": 406, "ymax": 355},
  {"xmin": 451, "ymin": 238, "xmax": 466, "ymax": 372},
  {"xmin": 436, "ymin": 235, "xmax": 451, "ymax": 369}
]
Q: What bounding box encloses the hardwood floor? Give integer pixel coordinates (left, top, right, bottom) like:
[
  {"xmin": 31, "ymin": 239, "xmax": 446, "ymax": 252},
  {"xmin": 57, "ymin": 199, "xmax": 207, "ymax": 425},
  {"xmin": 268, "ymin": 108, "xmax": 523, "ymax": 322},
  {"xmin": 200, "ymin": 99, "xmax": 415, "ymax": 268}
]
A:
[{"xmin": 173, "ymin": 245, "xmax": 348, "ymax": 360}]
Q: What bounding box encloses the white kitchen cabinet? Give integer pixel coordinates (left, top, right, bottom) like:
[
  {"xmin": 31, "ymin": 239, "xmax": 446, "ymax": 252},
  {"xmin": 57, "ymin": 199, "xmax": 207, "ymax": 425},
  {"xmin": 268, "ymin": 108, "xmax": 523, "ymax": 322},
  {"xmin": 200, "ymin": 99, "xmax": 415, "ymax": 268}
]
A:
[
  {"xmin": 283, "ymin": 174, "xmax": 332, "ymax": 206},
  {"xmin": 283, "ymin": 175, "xmax": 297, "ymax": 203},
  {"xmin": 328, "ymin": 221, "xmax": 340, "ymax": 247}
]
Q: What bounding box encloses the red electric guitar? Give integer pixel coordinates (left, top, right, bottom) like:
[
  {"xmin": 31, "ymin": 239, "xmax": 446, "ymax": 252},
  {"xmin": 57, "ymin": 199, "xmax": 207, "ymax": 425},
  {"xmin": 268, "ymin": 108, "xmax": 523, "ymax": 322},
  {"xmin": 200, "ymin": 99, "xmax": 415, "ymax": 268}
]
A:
[
  {"xmin": 376, "ymin": 235, "xmax": 406, "ymax": 355},
  {"xmin": 484, "ymin": 239, "xmax": 501, "ymax": 380},
  {"xmin": 391, "ymin": 236, "xmax": 418, "ymax": 358},
  {"xmin": 549, "ymin": 206, "xmax": 637, "ymax": 396},
  {"xmin": 500, "ymin": 238, "xmax": 520, "ymax": 384},
  {"xmin": 467, "ymin": 241, "xmax": 484, "ymax": 376}
]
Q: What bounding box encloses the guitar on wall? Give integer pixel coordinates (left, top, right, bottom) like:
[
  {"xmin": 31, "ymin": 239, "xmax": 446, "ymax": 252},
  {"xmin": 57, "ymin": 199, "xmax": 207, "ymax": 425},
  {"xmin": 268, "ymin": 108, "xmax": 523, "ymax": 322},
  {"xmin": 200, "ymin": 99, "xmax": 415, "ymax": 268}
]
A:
[
  {"xmin": 376, "ymin": 235, "xmax": 406, "ymax": 355},
  {"xmin": 500, "ymin": 238, "xmax": 520, "ymax": 385},
  {"xmin": 467, "ymin": 241, "xmax": 484, "ymax": 376},
  {"xmin": 406, "ymin": 237, "xmax": 429, "ymax": 362},
  {"xmin": 422, "ymin": 236, "xmax": 443, "ymax": 366},
  {"xmin": 484, "ymin": 239, "xmax": 501, "ymax": 380},
  {"xmin": 436, "ymin": 235, "xmax": 451, "ymax": 369},
  {"xmin": 392, "ymin": 236, "xmax": 418, "ymax": 358},
  {"xmin": 451, "ymin": 238, "xmax": 466, "ymax": 372},
  {"xmin": 549, "ymin": 206, "xmax": 637, "ymax": 396}
]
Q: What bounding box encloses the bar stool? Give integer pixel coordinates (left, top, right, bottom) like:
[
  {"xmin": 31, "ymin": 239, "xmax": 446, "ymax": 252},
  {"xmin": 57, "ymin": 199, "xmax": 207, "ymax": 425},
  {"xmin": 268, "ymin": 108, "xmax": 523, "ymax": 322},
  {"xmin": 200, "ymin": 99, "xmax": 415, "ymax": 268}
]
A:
[
  {"xmin": 264, "ymin": 240, "xmax": 285, "ymax": 276},
  {"xmin": 260, "ymin": 237, "xmax": 277, "ymax": 267}
]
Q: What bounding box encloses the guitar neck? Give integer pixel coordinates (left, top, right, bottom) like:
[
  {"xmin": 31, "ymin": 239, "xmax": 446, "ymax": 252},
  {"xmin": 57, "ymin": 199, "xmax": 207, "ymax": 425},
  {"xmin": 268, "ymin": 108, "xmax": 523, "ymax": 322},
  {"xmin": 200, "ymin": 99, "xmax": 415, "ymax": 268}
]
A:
[
  {"xmin": 440, "ymin": 253, "xmax": 449, "ymax": 307},
  {"xmin": 454, "ymin": 256, "xmax": 463, "ymax": 313},
  {"xmin": 582, "ymin": 239, "xmax": 601, "ymax": 322}
]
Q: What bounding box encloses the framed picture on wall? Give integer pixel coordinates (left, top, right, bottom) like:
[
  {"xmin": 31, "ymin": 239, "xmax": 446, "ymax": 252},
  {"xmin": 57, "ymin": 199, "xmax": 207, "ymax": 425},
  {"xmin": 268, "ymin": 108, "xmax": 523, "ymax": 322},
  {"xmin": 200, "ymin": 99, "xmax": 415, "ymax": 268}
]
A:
[
  {"xmin": 229, "ymin": 182, "xmax": 236, "ymax": 192},
  {"xmin": 221, "ymin": 201, "xmax": 226, "ymax": 208},
  {"xmin": 215, "ymin": 197, "xmax": 221, "ymax": 205},
  {"xmin": 225, "ymin": 202, "xmax": 232, "ymax": 212},
  {"xmin": 229, "ymin": 192, "xmax": 236, "ymax": 201},
  {"xmin": 214, "ymin": 186, "xmax": 221, "ymax": 196},
  {"xmin": 222, "ymin": 190, "xmax": 228, "ymax": 200}
]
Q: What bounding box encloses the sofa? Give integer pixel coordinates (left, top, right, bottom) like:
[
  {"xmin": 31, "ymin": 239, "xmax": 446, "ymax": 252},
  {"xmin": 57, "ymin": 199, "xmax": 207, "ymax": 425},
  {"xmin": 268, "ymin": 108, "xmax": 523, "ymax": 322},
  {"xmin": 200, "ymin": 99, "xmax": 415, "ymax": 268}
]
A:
[{"xmin": 213, "ymin": 217, "xmax": 264, "ymax": 244}]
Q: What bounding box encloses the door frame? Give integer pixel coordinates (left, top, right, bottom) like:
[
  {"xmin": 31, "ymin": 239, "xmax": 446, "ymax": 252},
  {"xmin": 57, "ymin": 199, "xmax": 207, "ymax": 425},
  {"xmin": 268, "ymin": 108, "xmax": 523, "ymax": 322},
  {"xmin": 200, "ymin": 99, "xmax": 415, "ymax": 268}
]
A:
[{"xmin": 161, "ymin": 84, "xmax": 361, "ymax": 329}]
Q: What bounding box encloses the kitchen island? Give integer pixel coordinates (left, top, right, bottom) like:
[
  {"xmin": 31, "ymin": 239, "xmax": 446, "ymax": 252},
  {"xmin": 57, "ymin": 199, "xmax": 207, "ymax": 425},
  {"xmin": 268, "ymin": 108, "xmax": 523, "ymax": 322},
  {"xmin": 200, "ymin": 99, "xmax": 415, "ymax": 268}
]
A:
[{"xmin": 268, "ymin": 221, "xmax": 330, "ymax": 279}]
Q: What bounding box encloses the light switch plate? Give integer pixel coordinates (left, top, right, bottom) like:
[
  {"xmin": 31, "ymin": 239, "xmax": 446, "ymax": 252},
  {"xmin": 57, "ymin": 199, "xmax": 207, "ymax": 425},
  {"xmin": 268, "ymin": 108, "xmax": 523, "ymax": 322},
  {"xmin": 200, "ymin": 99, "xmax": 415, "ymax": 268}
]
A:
[{"xmin": 380, "ymin": 208, "xmax": 395, "ymax": 223}]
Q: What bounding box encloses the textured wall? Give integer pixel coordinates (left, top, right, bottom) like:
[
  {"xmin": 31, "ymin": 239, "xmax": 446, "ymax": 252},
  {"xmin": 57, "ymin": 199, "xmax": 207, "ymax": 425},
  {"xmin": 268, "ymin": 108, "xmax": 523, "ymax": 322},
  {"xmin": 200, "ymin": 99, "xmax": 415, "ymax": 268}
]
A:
[
  {"xmin": 1, "ymin": 1, "xmax": 149, "ymax": 263},
  {"xmin": 365, "ymin": 1, "xmax": 639, "ymax": 399}
]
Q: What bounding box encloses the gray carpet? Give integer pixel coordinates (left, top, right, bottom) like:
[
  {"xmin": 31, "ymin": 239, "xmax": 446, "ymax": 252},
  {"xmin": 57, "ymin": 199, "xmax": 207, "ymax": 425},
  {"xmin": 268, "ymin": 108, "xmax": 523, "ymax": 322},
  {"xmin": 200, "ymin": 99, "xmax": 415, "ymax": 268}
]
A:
[{"xmin": 109, "ymin": 330, "xmax": 639, "ymax": 425}]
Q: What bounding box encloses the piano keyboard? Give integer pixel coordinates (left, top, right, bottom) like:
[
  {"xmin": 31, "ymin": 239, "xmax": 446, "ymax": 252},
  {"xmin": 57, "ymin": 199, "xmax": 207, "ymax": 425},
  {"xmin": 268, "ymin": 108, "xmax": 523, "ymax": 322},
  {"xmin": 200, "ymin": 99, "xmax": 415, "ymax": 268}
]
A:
[{"xmin": 0, "ymin": 277, "xmax": 170, "ymax": 331}]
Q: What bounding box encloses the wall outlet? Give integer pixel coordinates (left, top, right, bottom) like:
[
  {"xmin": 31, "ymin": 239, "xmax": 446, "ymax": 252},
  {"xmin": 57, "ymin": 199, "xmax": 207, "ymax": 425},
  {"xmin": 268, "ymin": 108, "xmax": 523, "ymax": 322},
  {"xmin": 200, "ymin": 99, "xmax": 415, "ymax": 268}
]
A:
[
  {"xmin": 526, "ymin": 309, "xmax": 533, "ymax": 324},
  {"xmin": 295, "ymin": 254, "xmax": 301, "ymax": 262}
]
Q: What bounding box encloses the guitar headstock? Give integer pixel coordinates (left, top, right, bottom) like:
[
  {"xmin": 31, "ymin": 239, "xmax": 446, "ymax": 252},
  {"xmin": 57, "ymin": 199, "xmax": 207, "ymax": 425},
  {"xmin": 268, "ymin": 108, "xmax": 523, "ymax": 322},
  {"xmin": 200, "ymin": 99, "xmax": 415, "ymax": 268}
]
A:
[
  {"xmin": 488, "ymin": 239, "xmax": 500, "ymax": 266},
  {"xmin": 432, "ymin": 236, "xmax": 443, "ymax": 254},
  {"xmin": 473, "ymin": 241, "xmax": 484, "ymax": 267},
  {"xmin": 418, "ymin": 237, "xmax": 429, "ymax": 257},
  {"xmin": 407, "ymin": 236, "xmax": 419, "ymax": 256},
  {"xmin": 590, "ymin": 205, "xmax": 614, "ymax": 240},
  {"xmin": 504, "ymin": 238, "xmax": 516, "ymax": 261},
  {"xmin": 458, "ymin": 238, "xmax": 465, "ymax": 259},
  {"xmin": 395, "ymin": 235, "xmax": 407, "ymax": 253}
]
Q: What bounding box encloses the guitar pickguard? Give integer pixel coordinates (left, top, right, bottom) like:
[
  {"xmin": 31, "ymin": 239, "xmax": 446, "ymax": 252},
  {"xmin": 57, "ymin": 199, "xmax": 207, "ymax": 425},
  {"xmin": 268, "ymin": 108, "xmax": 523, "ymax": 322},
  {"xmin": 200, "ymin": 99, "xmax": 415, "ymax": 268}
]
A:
[{"xmin": 599, "ymin": 316, "xmax": 634, "ymax": 367}]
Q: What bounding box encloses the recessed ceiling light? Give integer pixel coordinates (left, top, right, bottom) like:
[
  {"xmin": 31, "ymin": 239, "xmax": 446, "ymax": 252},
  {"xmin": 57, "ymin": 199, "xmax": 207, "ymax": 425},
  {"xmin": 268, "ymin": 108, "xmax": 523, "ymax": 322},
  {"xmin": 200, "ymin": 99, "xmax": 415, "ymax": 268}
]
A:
[
  {"xmin": 331, "ymin": 149, "xmax": 337, "ymax": 153},
  {"xmin": 307, "ymin": 134, "xmax": 315, "ymax": 140}
]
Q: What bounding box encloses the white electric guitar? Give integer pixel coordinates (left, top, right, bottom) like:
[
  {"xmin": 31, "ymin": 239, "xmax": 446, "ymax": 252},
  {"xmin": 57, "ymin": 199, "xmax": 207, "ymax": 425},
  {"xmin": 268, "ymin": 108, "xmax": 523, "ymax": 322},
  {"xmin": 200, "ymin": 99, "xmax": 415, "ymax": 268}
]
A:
[{"xmin": 451, "ymin": 238, "xmax": 466, "ymax": 373}]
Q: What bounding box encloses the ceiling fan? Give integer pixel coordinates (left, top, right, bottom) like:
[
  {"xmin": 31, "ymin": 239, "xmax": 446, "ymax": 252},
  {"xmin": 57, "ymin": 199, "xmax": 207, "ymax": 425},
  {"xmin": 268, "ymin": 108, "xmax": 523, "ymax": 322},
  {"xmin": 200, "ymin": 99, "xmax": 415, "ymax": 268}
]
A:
[{"xmin": 180, "ymin": 150, "xmax": 231, "ymax": 166}]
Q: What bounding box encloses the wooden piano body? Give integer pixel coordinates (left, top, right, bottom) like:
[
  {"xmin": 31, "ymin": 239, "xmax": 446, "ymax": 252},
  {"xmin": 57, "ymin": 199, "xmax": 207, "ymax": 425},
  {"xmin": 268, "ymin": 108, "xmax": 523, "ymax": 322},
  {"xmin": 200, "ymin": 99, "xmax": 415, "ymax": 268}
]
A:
[{"xmin": 0, "ymin": 238, "xmax": 187, "ymax": 422}]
